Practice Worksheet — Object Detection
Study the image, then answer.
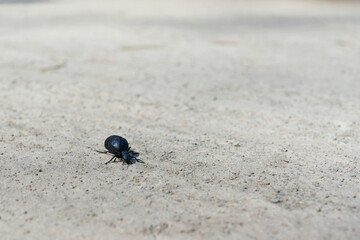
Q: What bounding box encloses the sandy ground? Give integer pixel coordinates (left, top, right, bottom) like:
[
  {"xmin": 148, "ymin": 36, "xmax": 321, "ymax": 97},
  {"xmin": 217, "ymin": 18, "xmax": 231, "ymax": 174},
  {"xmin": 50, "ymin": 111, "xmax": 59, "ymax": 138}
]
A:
[{"xmin": 0, "ymin": 0, "xmax": 359, "ymax": 239}]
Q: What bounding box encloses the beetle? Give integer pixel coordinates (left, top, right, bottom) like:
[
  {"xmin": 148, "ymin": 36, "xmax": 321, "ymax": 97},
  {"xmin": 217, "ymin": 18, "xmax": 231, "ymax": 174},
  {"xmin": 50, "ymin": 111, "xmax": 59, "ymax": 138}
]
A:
[{"xmin": 97, "ymin": 135, "xmax": 144, "ymax": 165}]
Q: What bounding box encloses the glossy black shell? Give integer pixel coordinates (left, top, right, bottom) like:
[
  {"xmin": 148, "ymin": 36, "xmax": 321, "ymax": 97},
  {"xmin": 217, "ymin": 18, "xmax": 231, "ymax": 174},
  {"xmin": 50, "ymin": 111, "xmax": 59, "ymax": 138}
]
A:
[{"xmin": 104, "ymin": 135, "xmax": 129, "ymax": 155}]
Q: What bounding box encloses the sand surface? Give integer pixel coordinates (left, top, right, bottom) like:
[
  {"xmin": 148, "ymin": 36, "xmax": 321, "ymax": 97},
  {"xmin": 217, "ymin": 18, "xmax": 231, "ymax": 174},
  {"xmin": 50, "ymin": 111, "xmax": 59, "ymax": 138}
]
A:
[{"xmin": 0, "ymin": 0, "xmax": 359, "ymax": 239}]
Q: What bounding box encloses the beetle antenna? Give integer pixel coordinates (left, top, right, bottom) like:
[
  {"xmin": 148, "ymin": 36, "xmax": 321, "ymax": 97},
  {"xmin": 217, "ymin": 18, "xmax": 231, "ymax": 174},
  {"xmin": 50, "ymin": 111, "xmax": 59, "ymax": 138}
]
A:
[{"xmin": 135, "ymin": 158, "xmax": 145, "ymax": 163}]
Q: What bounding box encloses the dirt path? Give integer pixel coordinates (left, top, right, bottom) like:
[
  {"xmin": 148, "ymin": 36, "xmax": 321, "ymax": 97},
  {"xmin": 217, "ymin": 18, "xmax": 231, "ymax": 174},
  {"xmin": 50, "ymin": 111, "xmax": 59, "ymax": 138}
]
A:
[{"xmin": 0, "ymin": 0, "xmax": 359, "ymax": 239}]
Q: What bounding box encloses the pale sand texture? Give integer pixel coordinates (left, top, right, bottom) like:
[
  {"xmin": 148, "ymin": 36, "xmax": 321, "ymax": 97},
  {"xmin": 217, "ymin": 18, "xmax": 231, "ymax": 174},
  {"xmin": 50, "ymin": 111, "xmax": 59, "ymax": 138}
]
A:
[{"xmin": 0, "ymin": 0, "xmax": 359, "ymax": 239}]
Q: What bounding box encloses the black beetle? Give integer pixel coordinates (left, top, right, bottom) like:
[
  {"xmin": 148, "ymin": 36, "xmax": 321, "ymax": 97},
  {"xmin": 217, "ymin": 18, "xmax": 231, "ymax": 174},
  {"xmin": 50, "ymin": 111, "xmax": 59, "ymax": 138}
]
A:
[{"xmin": 97, "ymin": 135, "xmax": 144, "ymax": 165}]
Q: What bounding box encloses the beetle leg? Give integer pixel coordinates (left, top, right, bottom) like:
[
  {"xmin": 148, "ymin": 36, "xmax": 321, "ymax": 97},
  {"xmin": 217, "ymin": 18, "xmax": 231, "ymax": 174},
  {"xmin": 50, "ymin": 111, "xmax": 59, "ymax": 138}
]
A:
[
  {"xmin": 96, "ymin": 150, "xmax": 110, "ymax": 154},
  {"xmin": 105, "ymin": 156, "xmax": 116, "ymax": 165}
]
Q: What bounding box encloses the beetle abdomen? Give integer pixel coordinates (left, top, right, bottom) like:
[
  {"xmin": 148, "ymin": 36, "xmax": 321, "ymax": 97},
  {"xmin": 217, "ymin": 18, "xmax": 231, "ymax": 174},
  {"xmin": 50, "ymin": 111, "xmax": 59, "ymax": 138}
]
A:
[{"xmin": 104, "ymin": 135, "xmax": 129, "ymax": 154}]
